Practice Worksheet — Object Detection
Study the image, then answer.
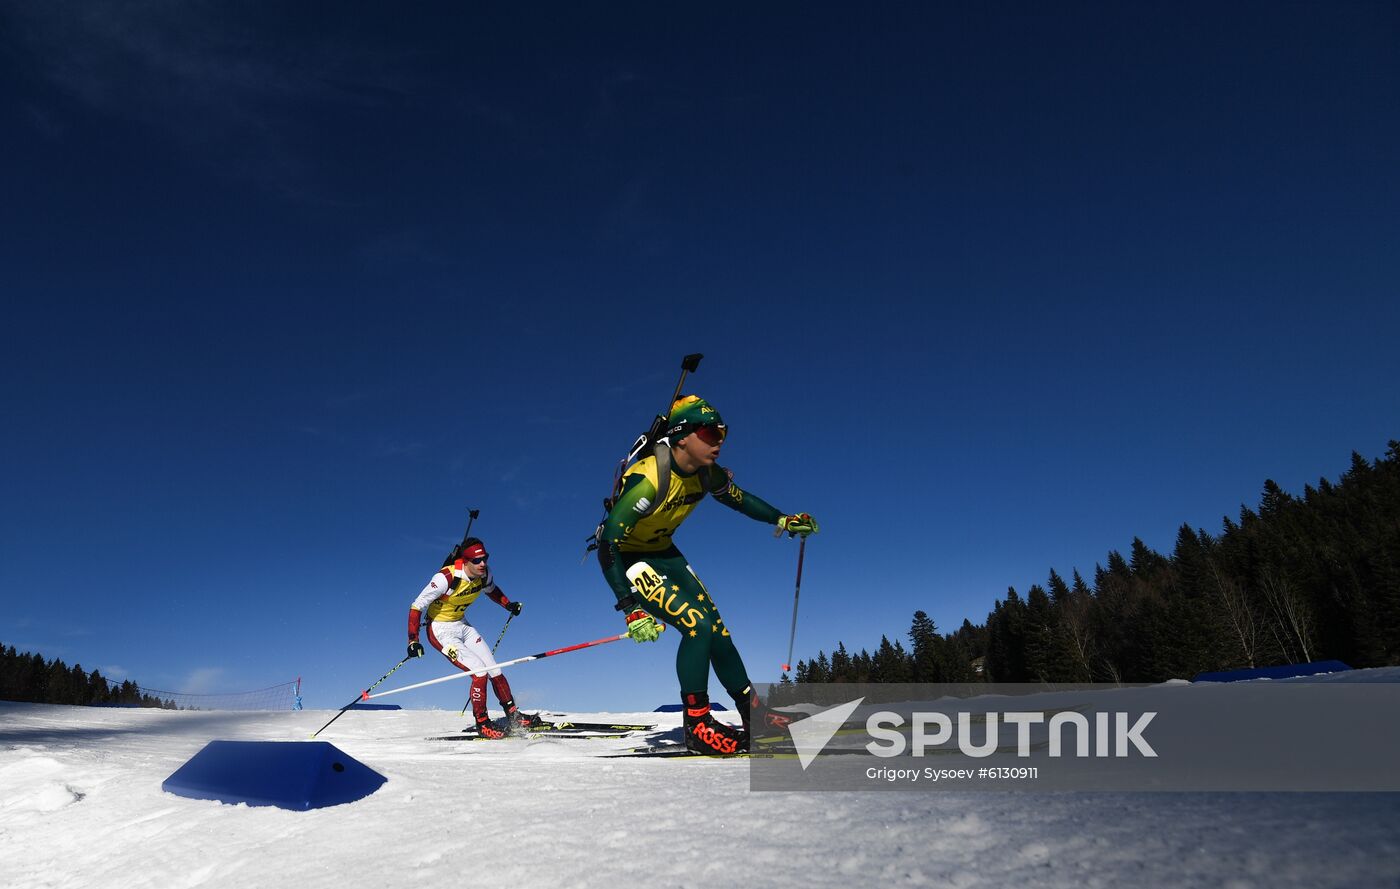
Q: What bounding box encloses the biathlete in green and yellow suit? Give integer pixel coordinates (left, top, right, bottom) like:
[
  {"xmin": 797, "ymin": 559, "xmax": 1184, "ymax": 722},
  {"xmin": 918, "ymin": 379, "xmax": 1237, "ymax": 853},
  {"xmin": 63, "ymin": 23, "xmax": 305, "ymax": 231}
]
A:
[{"xmin": 597, "ymin": 395, "xmax": 818, "ymax": 754}]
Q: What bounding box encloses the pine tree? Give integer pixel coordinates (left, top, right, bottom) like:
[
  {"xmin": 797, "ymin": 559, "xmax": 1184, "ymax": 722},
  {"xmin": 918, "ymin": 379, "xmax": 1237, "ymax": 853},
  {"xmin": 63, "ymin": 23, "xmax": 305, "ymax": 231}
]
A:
[
  {"xmin": 986, "ymin": 588, "xmax": 1029, "ymax": 681},
  {"xmin": 1171, "ymin": 524, "xmax": 1212, "ymax": 598},
  {"xmin": 853, "ymin": 649, "xmax": 874, "ymax": 683},
  {"xmin": 0, "ymin": 645, "xmax": 18, "ymax": 701},
  {"xmin": 909, "ymin": 611, "xmax": 944, "ymax": 683},
  {"xmin": 871, "ymin": 636, "xmax": 911, "ymax": 684},
  {"xmin": 1023, "ymin": 585, "xmax": 1059, "ymax": 681},
  {"xmin": 28, "ymin": 653, "xmax": 48, "ymax": 702},
  {"xmin": 1059, "ymin": 571, "xmax": 1098, "ymax": 681},
  {"xmin": 1106, "ymin": 550, "xmax": 1132, "ymax": 583},
  {"xmin": 949, "ymin": 619, "xmax": 986, "ymax": 682},
  {"xmin": 1090, "ymin": 563, "xmax": 1132, "ymax": 683},
  {"xmin": 89, "ymin": 669, "xmax": 110, "ymax": 703},
  {"xmin": 47, "ymin": 660, "xmax": 73, "ymax": 704},
  {"xmin": 943, "ymin": 633, "xmax": 976, "ymax": 682},
  {"xmin": 830, "ymin": 643, "xmax": 852, "ymax": 682},
  {"xmin": 69, "ymin": 663, "xmax": 91, "ymax": 705},
  {"xmin": 1130, "ymin": 538, "xmax": 1170, "ymax": 581},
  {"xmin": 793, "ymin": 659, "xmax": 808, "ymax": 683},
  {"xmin": 1259, "ymin": 479, "xmax": 1292, "ymax": 518}
]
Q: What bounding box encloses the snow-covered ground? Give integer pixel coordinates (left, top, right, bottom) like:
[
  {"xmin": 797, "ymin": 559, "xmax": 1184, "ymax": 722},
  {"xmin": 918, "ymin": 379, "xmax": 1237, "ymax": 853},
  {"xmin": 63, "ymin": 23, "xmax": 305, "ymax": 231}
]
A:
[{"xmin": 4, "ymin": 676, "xmax": 1400, "ymax": 889}]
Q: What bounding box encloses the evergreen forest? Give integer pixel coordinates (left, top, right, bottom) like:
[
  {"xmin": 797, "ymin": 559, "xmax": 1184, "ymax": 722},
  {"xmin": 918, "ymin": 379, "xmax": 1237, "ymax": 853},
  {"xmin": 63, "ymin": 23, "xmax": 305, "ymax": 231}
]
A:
[
  {"xmin": 789, "ymin": 442, "xmax": 1400, "ymax": 685},
  {"xmin": 0, "ymin": 644, "xmax": 177, "ymax": 708}
]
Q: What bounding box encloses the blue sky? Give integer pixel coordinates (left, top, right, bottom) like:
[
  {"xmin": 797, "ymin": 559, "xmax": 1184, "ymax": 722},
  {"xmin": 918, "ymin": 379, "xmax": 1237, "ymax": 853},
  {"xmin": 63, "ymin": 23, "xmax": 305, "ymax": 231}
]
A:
[{"xmin": 2, "ymin": 2, "xmax": 1397, "ymax": 712}]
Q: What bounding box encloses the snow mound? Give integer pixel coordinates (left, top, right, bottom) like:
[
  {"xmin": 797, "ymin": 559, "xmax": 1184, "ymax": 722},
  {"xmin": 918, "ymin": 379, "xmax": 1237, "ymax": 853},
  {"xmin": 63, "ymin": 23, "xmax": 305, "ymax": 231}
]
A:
[{"xmin": 0, "ymin": 755, "xmax": 86, "ymax": 812}]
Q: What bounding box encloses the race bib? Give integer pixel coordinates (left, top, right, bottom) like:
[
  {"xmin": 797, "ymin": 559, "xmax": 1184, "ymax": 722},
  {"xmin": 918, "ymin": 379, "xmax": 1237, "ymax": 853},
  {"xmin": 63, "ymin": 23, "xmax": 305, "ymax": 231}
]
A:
[{"xmin": 626, "ymin": 561, "xmax": 667, "ymax": 599}]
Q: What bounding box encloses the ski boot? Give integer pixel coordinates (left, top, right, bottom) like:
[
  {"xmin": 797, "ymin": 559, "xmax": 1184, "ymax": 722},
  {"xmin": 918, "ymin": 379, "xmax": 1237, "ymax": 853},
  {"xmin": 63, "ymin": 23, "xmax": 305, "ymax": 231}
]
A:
[
  {"xmin": 736, "ymin": 685, "xmax": 797, "ymax": 745},
  {"xmin": 683, "ymin": 691, "xmax": 748, "ymax": 755},
  {"xmin": 475, "ymin": 718, "xmax": 508, "ymax": 740},
  {"xmin": 507, "ymin": 706, "xmax": 546, "ymax": 731}
]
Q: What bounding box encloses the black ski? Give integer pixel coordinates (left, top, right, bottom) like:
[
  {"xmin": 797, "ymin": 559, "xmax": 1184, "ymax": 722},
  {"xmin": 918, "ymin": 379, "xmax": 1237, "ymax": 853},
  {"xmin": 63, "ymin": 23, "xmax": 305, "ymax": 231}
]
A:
[
  {"xmin": 430, "ymin": 717, "xmax": 655, "ymax": 742},
  {"xmin": 604, "ymin": 747, "xmax": 753, "ymax": 759},
  {"xmin": 606, "ymin": 742, "xmax": 876, "ymax": 759},
  {"xmin": 606, "ymin": 748, "xmax": 880, "ymax": 759},
  {"xmin": 531, "ymin": 719, "xmax": 656, "ymax": 733},
  {"xmin": 428, "ymin": 731, "xmax": 635, "ymax": 742}
]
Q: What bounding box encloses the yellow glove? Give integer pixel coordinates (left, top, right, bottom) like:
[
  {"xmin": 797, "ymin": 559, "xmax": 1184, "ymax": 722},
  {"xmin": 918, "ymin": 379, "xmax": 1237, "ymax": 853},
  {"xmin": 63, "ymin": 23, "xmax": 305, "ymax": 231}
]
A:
[
  {"xmin": 776, "ymin": 513, "xmax": 819, "ymax": 538},
  {"xmin": 625, "ymin": 609, "xmax": 664, "ymax": 643}
]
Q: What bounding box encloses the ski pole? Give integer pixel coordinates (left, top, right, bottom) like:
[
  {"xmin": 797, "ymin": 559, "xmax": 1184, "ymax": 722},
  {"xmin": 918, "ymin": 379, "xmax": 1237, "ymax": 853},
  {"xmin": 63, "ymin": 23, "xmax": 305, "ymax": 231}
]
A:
[
  {"xmin": 781, "ymin": 536, "xmax": 807, "ymax": 673},
  {"xmin": 368, "ymin": 632, "xmax": 630, "ymax": 701},
  {"xmin": 492, "ymin": 613, "xmax": 514, "ymax": 654},
  {"xmin": 310, "ymin": 655, "xmax": 413, "ymax": 738}
]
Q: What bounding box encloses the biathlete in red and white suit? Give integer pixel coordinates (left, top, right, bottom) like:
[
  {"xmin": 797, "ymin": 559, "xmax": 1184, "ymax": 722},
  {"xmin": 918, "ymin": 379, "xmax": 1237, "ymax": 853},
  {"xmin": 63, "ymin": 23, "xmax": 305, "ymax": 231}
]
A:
[{"xmin": 406, "ymin": 537, "xmax": 539, "ymax": 738}]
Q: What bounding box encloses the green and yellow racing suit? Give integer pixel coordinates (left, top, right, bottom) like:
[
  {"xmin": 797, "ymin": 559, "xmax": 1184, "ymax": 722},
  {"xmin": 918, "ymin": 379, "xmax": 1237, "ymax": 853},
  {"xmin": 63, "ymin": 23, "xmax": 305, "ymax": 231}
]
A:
[{"xmin": 597, "ymin": 453, "xmax": 783, "ymax": 698}]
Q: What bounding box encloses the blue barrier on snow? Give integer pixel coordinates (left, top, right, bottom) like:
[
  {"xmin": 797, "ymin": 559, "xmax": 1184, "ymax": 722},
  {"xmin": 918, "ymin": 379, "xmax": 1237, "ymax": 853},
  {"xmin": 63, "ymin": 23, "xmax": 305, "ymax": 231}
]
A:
[
  {"xmin": 1192, "ymin": 660, "xmax": 1352, "ymax": 683},
  {"xmin": 162, "ymin": 740, "xmax": 386, "ymax": 810},
  {"xmin": 653, "ymin": 702, "xmax": 727, "ymax": 711}
]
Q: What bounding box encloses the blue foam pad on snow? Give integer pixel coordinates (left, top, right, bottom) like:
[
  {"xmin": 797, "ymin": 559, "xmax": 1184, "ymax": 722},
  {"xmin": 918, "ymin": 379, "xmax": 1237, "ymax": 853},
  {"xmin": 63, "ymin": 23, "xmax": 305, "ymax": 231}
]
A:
[
  {"xmin": 162, "ymin": 740, "xmax": 386, "ymax": 810},
  {"xmin": 653, "ymin": 702, "xmax": 727, "ymax": 711},
  {"xmin": 1192, "ymin": 660, "xmax": 1352, "ymax": 683}
]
